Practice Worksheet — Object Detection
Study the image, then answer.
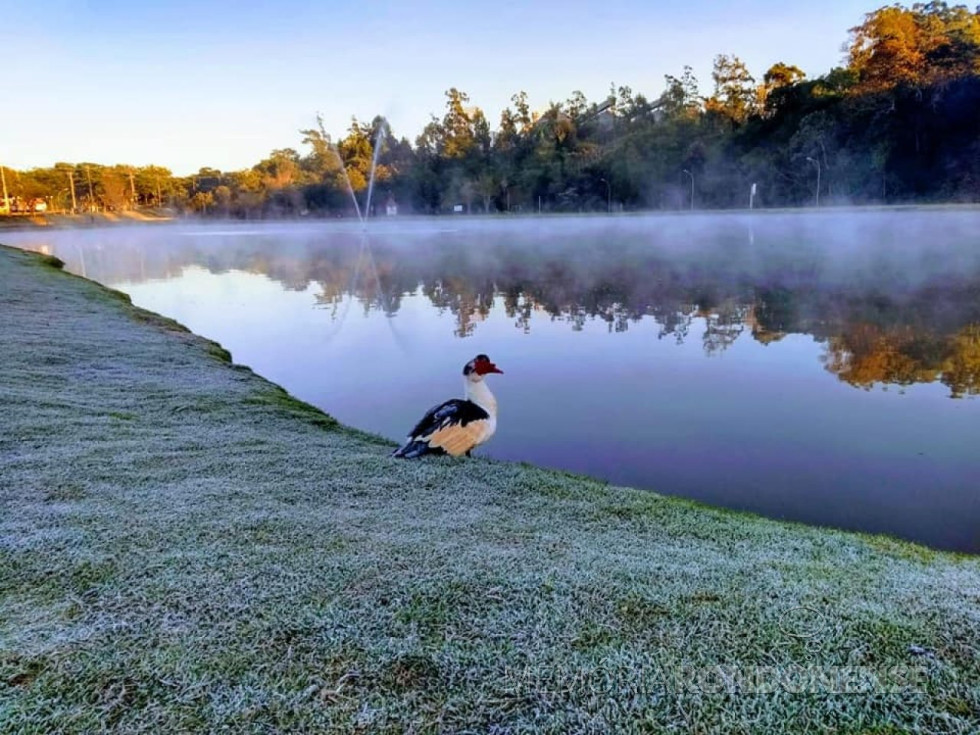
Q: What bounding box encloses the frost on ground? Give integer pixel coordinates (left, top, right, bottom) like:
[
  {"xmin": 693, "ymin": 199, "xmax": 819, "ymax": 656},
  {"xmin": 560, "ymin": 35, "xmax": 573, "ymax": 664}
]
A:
[{"xmin": 1, "ymin": 243, "xmax": 978, "ymax": 733}]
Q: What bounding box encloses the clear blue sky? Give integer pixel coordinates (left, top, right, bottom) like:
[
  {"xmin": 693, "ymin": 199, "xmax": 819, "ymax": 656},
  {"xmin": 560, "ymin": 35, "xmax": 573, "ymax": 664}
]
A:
[{"xmin": 4, "ymin": 0, "xmax": 872, "ymax": 175}]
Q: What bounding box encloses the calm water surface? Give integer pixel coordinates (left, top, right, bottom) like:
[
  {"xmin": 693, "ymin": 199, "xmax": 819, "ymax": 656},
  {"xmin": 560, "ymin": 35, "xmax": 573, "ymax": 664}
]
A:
[{"xmin": 7, "ymin": 212, "xmax": 979, "ymax": 552}]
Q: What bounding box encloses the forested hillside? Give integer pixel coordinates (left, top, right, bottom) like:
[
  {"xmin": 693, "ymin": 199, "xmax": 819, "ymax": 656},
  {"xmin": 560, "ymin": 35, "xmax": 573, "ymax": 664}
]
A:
[{"xmin": 4, "ymin": 2, "xmax": 979, "ymax": 217}]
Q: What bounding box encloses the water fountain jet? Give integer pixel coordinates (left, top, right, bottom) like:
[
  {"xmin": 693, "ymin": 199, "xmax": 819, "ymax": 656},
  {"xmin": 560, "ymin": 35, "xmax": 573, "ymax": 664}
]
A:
[
  {"xmin": 363, "ymin": 119, "xmax": 388, "ymax": 225},
  {"xmin": 316, "ymin": 114, "xmax": 388, "ymax": 228}
]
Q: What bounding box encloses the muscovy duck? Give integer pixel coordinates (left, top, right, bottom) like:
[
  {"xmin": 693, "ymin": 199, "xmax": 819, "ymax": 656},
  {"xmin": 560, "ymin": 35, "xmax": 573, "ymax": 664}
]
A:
[{"xmin": 393, "ymin": 354, "xmax": 503, "ymax": 458}]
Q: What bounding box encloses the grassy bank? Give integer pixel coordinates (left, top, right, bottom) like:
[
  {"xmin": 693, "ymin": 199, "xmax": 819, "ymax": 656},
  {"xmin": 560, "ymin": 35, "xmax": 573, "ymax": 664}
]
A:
[
  {"xmin": 1, "ymin": 244, "xmax": 978, "ymax": 733},
  {"xmin": 0, "ymin": 211, "xmax": 174, "ymax": 230}
]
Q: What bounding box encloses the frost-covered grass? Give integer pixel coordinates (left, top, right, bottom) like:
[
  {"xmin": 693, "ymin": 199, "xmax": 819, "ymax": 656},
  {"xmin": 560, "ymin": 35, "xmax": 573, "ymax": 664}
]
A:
[{"xmin": 1, "ymin": 244, "xmax": 979, "ymax": 734}]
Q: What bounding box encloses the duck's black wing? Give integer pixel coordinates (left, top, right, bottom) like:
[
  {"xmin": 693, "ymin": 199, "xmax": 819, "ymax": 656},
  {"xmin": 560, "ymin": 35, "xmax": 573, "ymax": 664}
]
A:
[{"xmin": 392, "ymin": 398, "xmax": 491, "ymax": 458}]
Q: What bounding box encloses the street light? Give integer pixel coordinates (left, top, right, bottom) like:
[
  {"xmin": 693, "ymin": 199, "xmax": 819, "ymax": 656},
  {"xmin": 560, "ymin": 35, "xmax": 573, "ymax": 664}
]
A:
[
  {"xmin": 0, "ymin": 164, "xmax": 9, "ymax": 215},
  {"xmin": 599, "ymin": 177, "xmax": 611, "ymax": 213},
  {"xmin": 806, "ymin": 156, "xmax": 821, "ymax": 207},
  {"xmin": 682, "ymin": 169, "xmax": 694, "ymax": 211}
]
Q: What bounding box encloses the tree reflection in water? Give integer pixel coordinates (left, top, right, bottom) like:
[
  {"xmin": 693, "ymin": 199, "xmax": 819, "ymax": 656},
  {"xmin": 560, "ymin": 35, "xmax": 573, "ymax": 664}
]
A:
[{"xmin": 12, "ymin": 213, "xmax": 980, "ymax": 397}]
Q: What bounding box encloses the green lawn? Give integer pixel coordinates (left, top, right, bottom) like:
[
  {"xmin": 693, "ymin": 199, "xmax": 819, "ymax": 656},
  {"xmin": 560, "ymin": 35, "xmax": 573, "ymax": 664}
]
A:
[{"xmin": 1, "ymin": 244, "xmax": 978, "ymax": 733}]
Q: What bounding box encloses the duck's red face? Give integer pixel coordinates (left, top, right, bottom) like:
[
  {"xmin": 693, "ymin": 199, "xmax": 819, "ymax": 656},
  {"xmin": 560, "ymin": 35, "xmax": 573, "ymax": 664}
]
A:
[{"xmin": 471, "ymin": 354, "xmax": 503, "ymax": 375}]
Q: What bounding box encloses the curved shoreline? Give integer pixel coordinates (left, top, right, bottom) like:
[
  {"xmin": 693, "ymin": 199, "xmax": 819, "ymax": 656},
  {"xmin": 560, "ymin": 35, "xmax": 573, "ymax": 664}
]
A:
[
  {"xmin": 1, "ymin": 244, "xmax": 978, "ymax": 733},
  {"xmin": 3, "ymin": 201, "xmax": 980, "ymax": 233}
]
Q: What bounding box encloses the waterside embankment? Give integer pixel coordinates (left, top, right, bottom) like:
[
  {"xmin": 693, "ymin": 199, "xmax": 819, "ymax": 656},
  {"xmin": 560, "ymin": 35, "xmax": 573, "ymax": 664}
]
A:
[
  {"xmin": 1, "ymin": 244, "xmax": 978, "ymax": 732},
  {"xmin": 0, "ymin": 211, "xmax": 174, "ymax": 230}
]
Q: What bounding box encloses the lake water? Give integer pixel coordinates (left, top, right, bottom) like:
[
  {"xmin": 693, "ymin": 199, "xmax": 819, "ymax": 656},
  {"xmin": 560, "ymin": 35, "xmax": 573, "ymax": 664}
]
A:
[{"xmin": 6, "ymin": 211, "xmax": 979, "ymax": 552}]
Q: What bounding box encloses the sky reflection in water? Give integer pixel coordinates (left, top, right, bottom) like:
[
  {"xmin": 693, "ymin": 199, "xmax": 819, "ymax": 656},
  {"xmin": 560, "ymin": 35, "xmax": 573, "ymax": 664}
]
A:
[{"xmin": 7, "ymin": 211, "xmax": 979, "ymax": 552}]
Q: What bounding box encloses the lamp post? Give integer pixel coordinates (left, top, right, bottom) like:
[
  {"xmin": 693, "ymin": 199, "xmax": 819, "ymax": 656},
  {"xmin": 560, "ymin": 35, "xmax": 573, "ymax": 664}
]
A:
[
  {"xmin": 806, "ymin": 156, "xmax": 821, "ymax": 207},
  {"xmin": 0, "ymin": 164, "xmax": 9, "ymax": 214},
  {"xmin": 682, "ymin": 169, "xmax": 694, "ymax": 211},
  {"xmin": 599, "ymin": 177, "xmax": 611, "ymax": 213},
  {"xmin": 85, "ymin": 165, "xmax": 95, "ymax": 213},
  {"xmin": 66, "ymin": 168, "xmax": 77, "ymax": 213}
]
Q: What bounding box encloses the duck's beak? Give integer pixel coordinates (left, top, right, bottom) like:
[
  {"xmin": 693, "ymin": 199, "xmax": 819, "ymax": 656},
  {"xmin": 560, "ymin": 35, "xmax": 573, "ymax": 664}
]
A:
[{"xmin": 477, "ymin": 362, "xmax": 503, "ymax": 375}]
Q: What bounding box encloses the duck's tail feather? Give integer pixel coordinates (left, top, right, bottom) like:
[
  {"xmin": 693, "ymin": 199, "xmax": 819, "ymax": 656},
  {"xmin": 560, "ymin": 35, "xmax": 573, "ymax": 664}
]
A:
[{"xmin": 392, "ymin": 440, "xmax": 432, "ymax": 459}]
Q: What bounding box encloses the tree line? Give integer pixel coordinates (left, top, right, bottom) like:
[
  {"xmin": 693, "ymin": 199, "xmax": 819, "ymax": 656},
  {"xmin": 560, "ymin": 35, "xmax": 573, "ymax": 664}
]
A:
[
  {"xmin": 45, "ymin": 220, "xmax": 980, "ymax": 397},
  {"xmin": 4, "ymin": 2, "xmax": 979, "ymax": 217}
]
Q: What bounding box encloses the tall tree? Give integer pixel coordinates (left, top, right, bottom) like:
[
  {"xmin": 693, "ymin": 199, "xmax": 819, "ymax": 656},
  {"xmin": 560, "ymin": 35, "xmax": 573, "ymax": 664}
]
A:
[
  {"xmin": 706, "ymin": 54, "xmax": 757, "ymax": 126},
  {"xmin": 442, "ymin": 88, "xmax": 476, "ymax": 159},
  {"xmin": 848, "ymin": 3, "xmax": 980, "ymax": 91},
  {"xmin": 659, "ymin": 66, "xmax": 702, "ymax": 119}
]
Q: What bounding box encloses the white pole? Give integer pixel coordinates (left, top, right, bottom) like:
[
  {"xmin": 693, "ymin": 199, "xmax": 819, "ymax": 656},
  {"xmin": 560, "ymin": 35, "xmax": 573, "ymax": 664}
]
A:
[
  {"xmin": 0, "ymin": 165, "xmax": 9, "ymax": 214},
  {"xmin": 807, "ymin": 157, "xmax": 821, "ymax": 207},
  {"xmin": 68, "ymin": 169, "xmax": 77, "ymax": 213},
  {"xmin": 86, "ymin": 166, "xmax": 95, "ymax": 212},
  {"xmin": 683, "ymin": 169, "xmax": 694, "ymax": 211}
]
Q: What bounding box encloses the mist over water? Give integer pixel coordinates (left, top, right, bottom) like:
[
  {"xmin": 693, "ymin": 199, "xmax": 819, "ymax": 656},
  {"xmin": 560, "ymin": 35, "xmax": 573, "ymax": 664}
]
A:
[{"xmin": 7, "ymin": 209, "xmax": 979, "ymax": 552}]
